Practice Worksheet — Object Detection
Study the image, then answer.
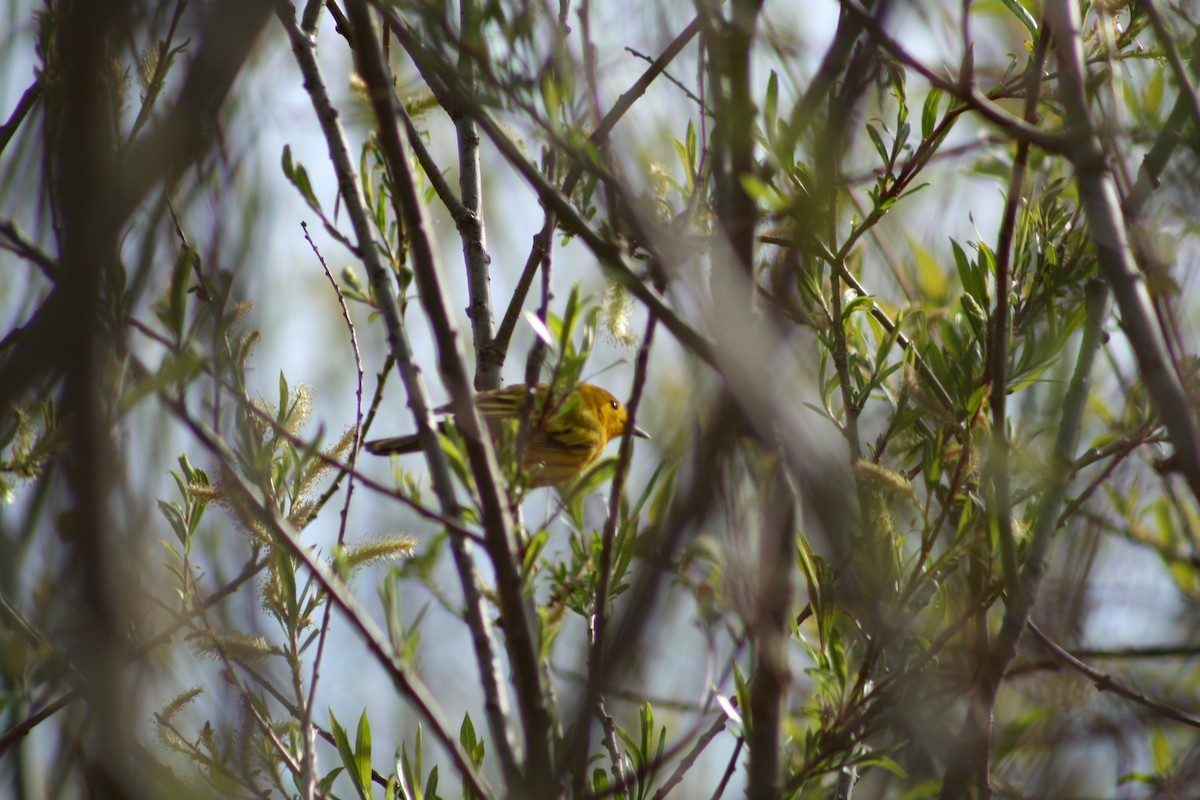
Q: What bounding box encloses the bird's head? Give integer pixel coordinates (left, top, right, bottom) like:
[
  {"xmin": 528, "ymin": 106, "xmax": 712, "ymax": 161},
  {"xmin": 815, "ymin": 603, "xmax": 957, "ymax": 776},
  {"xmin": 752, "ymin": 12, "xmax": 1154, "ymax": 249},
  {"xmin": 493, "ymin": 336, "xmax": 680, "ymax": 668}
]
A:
[{"xmin": 578, "ymin": 384, "xmax": 651, "ymax": 444}]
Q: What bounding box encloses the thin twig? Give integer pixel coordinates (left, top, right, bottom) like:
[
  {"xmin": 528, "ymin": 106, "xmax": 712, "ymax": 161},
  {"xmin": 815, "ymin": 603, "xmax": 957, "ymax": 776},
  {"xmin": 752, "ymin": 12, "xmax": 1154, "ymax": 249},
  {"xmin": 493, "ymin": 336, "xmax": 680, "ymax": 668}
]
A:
[
  {"xmin": 650, "ymin": 713, "xmax": 728, "ymax": 800},
  {"xmin": 710, "ymin": 738, "xmax": 744, "ymax": 800},
  {"xmin": 486, "ymin": 16, "xmax": 703, "ymax": 377},
  {"xmin": 455, "ymin": 0, "xmax": 497, "ymax": 390},
  {"xmin": 1026, "ymin": 621, "xmax": 1200, "ymax": 729},
  {"xmin": 0, "ymin": 78, "xmax": 41, "ymax": 158},
  {"xmin": 343, "ymin": 1, "xmax": 540, "ymax": 787},
  {"xmin": 128, "ymin": 314, "xmax": 481, "ymax": 541},
  {"xmin": 838, "ymin": 0, "xmax": 1069, "ymax": 154},
  {"xmin": 0, "ymin": 219, "xmax": 60, "ymax": 280},
  {"xmin": 302, "ymin": 220, "xmax": 364, "ymax": 800},
  {"xmin": 123, "ymin": 0, "xmax": 188, "ymax": 147},
  {"xmin": 1046, "ymin": 0, "xmax": 1200, "ymax": 503},
  {"xmin": 595, "ymin": 697, "xmax": 627, "ymax": 790},
  {"xmin": 576, "ymin": 315, "xmax": 657, "ymax": 783},
  {"xmin": 163, "ymin": 391, "xmax": 494, "ymax": 798},
  {"xmin": 0, "ymin": 552, "xmax": 269, "ymax": 756}
]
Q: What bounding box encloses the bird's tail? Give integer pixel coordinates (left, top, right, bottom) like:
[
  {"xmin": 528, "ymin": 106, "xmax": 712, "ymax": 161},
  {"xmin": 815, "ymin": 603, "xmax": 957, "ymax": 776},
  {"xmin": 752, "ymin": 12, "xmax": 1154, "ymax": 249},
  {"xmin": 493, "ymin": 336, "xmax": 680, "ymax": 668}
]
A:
[{"xmin": 364, "ymin": 434, "xmax": 421, "ymax": 455}]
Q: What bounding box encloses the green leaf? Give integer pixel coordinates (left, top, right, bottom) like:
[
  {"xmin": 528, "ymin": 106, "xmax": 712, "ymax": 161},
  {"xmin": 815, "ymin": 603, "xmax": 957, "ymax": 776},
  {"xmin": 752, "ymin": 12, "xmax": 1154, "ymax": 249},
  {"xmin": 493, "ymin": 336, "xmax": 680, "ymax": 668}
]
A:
[
  {"xmin": 559, "ymin": 284, "xmax": 581, "ymax": 355},
  {"xmin": 591, "ymin": 768, "xmax": 609, "ymax": 794},
  {"xmin": 355, "ymin": 710, "xmax": 373, "ymax": 793},
  {"xmin": 330, "ymin": 711, "xmax": 368, "ymax": 800},
  {"xmin": 855, "ymin": 755, "xmax": 909, "ymax": 779},
  {"xmin": 921, "ymin": 88, "xmax": 943, "ymax": 139},
  {"xmin": 866, "ymin": 122, "xmax": 889, "ymax": 166},
  {"xmin": 414, "ymin": 725, "xmax": 425, "ymax": 792},
  {"xmin": 1151, "ymin": 727, "xmax": 1171, "ymax": 774},
  {"xmin": 999, "ymin": 0, "xmax": 1038, "ymax": 38},
  {"xmin": 964, "ymin": 384, "xmax": 989, "ymax": 417},
  {"xmin": 842, "ymin": 295, "xmax": 875, "ymax": 323},
  {"xmin": 166, "ymin": 246, "xmax": 195, "ymax": 341},
  {"xmin": 459, "ymin": 713, "xmax": 485, "ymax": 775},
  {"xmin": 278, "ymin": 371, "xmax": 289, "ymax": 425},
  {"xmin": 898, "ymin": 182, "xmax": 930, "ymax": 201},
  {"xmin": 1144, "ymin": 67, "xmax": 1163, "ymax": 117},
  {"xmin": 274, "ymin": 547, "xmax": 299, "ymax": 621},
  {"xmin": 281, "ymin": 144, "xmax": 322, "ymax": 211},
  {"xmin": 686, "ymin": 120, "xmax": 697, "ymax": 173},
  {"xmin": 541, "ymin": 72, "xmax": 562, "ymax": 124},
  {"xmin": 318, "ymin": 767, "xmax": 344, "ymax": 797},
  {"xmin": 764, "ymin": 70, "xmax": 778, "ymax": 139},
  {"xmin": 121, "ymin": 352, "xmax": 202, "ymax": 415},
  {"xmin": 740, "ymin": 173, "xmax": 788, "ymax": 211},
  {"xmin": 1118, "ymin": 771, "xmax": 1160, "ymax": 786},
  {"xmin": 423, "ymin": 765, "xmax": 438, "ymax": 800},
  {"xmin": 522, "ymin": 529, "xmax": 550, "ymax": 577},
  {"xmin": 156, "ymin": 499, "xmax": 187, "ymax": 543},
  {"xmin": 951, "ymin": 238, "xmax": 988, "ymax": 309},
  {"xmin": 639, "ymin": 702, "xmax": 654, "ymax": 764}
]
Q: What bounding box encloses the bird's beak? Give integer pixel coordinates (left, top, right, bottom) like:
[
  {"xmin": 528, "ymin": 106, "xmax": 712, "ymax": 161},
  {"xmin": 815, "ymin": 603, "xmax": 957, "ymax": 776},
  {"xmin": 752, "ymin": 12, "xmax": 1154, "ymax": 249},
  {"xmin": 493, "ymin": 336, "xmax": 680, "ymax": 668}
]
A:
[{"xmin": 632, "ymin": 424, "xmax": 651, "ymax": 440}]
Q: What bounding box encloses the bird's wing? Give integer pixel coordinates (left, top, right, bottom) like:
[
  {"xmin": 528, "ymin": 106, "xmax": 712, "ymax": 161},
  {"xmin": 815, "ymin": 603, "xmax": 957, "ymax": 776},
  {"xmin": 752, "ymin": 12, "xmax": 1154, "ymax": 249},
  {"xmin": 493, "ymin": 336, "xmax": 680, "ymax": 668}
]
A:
[
  {"xmin": 474, "ymin": 386, "xmax": 526, "ymax": 419},
  {"xmin": 537, "ymin": 412, "xmax": 604, "ymax": 452},
  {"xmin": 522, "ymin": 416, "xmax": 602, "ymax": 486}
]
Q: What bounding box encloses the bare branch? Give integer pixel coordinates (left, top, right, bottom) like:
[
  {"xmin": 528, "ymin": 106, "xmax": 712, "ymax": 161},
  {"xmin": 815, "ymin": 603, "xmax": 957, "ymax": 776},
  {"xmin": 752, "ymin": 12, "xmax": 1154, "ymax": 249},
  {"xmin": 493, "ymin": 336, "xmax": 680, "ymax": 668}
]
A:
[
  {"xmin": 343, "ymin": 1, "xmax": 553, "ymax": 789},
  {"xmin": 278, "ymin": 4, "xmax": 524, "ymax": 786}
]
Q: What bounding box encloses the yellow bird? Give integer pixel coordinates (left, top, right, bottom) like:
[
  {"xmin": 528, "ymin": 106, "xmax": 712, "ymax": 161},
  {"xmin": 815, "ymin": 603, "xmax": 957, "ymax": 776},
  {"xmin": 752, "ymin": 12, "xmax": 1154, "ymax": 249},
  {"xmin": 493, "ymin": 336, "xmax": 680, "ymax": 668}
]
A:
[{"xmin": 365, "ymin": 383, "xmax": 649, "ymax": 487}]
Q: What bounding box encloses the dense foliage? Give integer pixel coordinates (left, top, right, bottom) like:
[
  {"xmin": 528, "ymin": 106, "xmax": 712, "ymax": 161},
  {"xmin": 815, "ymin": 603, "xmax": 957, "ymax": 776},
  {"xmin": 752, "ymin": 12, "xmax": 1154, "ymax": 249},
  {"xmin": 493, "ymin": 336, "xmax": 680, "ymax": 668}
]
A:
[{"xmin": 4, "ymin": 0, "xmax": 1200, "ymax": 798}]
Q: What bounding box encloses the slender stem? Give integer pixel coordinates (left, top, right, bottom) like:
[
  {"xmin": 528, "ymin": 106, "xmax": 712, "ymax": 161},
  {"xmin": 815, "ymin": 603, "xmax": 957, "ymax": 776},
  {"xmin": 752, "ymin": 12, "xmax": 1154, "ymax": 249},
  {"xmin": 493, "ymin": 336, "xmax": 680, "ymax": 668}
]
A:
[
  {"xmin": 456, "ymin": 0, "xmax": 497, "ymax": 390},
  {"xmin": 1026, "ymin": 622, "xmax": 1200, "ymax": 729},
  {"xmin": 302, "ymin": 222, "xmax": 364, "ymax": 800},
  {"xmin": 838, "ymin": 0, "xmax": 1068, "ymax": 154},
  {"xmin": 828, "ymin": 264, "xmax": 863, "ymax": 461},
  {"xmin": 746, "ymin": 466, "xmax": 795, "ymax": 800},
  {"xmin": 376, "ymin": 10, "xmax": 716, "ymax": 365},
  {"xmin": 991, "ymin": 28, "xmax": 1047, "ymax": 620},
  {"xmin": 485, "ymin": 16, "xmax": 703, "ymax": 376},
  {"xmin": 343, "ymin": 2, "xmax": 551, "ymax": 789},
  {"xmin": 579, "ymin": 316, "xmax": 656, "ymax": 783},
  {"xmin": 0, "ymin": 219, "xmax": 59, "ymax": 280},
  {"xmin": 946, "ymin": 281, "xmax": 1109, "ymax": 800},
  {"xmin": 123, "ymin": 0, "xmax": 188, "ymax": 147},
  {"xmin": 1046, "ymin": 0, "xmax": 1200, "ymax": 504},
  {"xmin": 278, "ymin": 3, "xmax": 521, "ymax": 788},
  {"xmin": 650, "ymin": 714, "xmax": 728, "ymax": 800},
  {"xmin": 0, "ymin": 79, "xmax": 42, "ymax": 159},
  {"xmin": 167, "ymin": 393, "xmax": 494, "ymax": 797},
  {"xmin": 395, "ymin": 94, "xmax": 470, "ymax": 228}
]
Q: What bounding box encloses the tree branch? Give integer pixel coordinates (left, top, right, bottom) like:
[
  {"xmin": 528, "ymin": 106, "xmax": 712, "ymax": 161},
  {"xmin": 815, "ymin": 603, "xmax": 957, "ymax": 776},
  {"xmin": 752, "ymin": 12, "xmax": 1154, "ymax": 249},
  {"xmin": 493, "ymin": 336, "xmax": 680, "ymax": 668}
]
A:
[
  {"xmin": 1046, "ymin": 0, "xmax": 1200, "ymax": 504},
  {"xmin": 1026, "ymin": 621, "xmax": 1200, "ymax": 729},
  {"xmin": 343, "ymin": 2, "xmax": 554, "ymax": 790},
  {"xmin": 486, "ymin": 15, "xmax": 703, "ymax": 379},
  {"xmin": 278, "ymin": 3, "xmax": 523, "ymax": 787}
]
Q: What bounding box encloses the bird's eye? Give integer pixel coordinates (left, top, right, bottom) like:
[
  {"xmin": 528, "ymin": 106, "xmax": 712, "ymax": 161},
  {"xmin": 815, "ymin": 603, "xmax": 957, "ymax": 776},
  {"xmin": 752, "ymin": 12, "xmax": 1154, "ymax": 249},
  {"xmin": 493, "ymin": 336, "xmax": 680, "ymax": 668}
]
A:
[{"xmin": 610, "ymin": 400, "xmax": 619, "ymax": 410}]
